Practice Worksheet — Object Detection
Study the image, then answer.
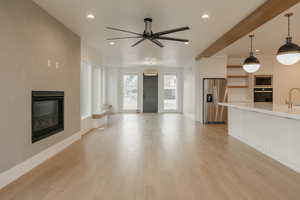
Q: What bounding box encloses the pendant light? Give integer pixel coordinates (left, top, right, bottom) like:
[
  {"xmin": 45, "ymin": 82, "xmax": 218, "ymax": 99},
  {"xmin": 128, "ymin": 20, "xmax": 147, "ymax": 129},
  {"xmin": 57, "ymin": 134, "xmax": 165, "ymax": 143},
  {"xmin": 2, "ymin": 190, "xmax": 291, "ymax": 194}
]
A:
[
  {"xmin": 243, "ymin": 35, "xmax": 260, "ymax": 73},
  {"xmin": 276, "ymin": 13, "xmax": 300, "ymax": 65}
]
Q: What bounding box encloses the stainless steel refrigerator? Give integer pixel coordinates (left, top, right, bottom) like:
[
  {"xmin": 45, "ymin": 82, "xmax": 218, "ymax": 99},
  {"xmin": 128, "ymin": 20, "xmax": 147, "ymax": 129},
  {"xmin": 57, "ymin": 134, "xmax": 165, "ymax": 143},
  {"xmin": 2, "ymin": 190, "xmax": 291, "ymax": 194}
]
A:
[{"xmin": 203, "ymin": 78, "xmax": 227, "ymax": 124}]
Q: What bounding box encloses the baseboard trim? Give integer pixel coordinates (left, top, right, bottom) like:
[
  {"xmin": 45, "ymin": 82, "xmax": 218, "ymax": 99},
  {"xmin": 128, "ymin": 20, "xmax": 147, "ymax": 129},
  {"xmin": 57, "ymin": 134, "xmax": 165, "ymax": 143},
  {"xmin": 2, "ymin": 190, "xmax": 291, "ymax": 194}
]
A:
[{"xmin": 0, "ymin": 131, "xmax": 84, "ymax": 190}]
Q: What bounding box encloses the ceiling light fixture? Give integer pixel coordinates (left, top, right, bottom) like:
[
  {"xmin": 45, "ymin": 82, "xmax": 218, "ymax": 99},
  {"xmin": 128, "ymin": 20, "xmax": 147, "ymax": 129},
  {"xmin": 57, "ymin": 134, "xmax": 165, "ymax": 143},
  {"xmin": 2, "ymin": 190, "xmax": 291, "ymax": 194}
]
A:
[
  {"xmin": 276, "ymin": 13, "xmax": 300, "ymax": 66},
  {"xmin": 144, "ymin": 58, "xmax": 157, "ymax": 65},
  {"xmin": 109, "ymin": 41, "xmax": 115, "ymax": 45},
  {"xmin": 87, "ymin": 14, "xmax": 95, "ymax": 19},
  {"xmin": 243, "ymin": 35, "xmax": 260, "ymax": 73},
  {"xmin": 256, "ymin": 49, "xmax": 260, "ymax": 52},
  {"xmin": 202, "ymin": 14, "xmax": 209, "ymax": 19},
  {"xmin": 184, "ymin": 42, "xmax": 189, "ymax": 45}
]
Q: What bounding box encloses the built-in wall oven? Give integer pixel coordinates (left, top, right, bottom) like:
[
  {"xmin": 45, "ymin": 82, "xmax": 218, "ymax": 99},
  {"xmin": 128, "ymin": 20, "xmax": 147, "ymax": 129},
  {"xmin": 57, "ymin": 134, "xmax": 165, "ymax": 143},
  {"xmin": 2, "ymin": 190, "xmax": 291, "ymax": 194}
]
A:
[
  {"xmin": 254, "ymin": 75, "xmax": 273, "ymax": 103},
  {"xmin": 254, "ymin": 88, "xmax": 273, "ymax": 102}
]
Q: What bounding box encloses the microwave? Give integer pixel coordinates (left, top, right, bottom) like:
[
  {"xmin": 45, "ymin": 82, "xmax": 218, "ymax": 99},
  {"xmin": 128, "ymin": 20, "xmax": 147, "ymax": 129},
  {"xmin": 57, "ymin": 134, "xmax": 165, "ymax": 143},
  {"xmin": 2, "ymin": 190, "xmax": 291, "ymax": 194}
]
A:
[{"xmin": 254, "ymin": 75, "xmax": 272, "ymax": 87}]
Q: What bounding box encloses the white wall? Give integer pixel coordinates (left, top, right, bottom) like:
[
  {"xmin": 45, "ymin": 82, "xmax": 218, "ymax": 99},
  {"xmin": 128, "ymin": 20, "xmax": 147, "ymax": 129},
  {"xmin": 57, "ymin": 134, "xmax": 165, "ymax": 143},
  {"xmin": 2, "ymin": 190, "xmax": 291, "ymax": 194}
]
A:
[
  {"xmin": 195, "ymin": 57, "xmax": 228, "ymax": 122},
  {"xmin": 273, "ymin": 59, "xmax": 300, "ymax": 105},
  {"xmin": 81, "ymin": 41, "xmax": 102, "ymax": 66},
  {"xmin": 106, "ymin": 67, "xmax": 120, "ymax": 113},
  {"xmin": 183, "ymin": 64, "xmax": 196, "ymax": 120},
  {"xmin": 80, "ymin": 62, "xmax": 92, "ymax": 118},
  {"xmin": 106, "ymin": 66, "xmax": 184, "ymax": 113}
]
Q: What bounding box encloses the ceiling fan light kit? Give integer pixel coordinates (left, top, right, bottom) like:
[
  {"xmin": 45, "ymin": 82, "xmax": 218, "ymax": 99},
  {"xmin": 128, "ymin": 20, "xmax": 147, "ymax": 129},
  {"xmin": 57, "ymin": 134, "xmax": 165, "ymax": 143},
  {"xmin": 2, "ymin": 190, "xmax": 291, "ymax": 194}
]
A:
[
  {"xmin": 276, "ymin": 13, "xmax": 300, "ymax": 66},
  {"xmin": 243, "ymin": 35, "xmax": 260, "ymax": 73},
  {"xmin": 106, "ymin": 18, "xmax": 190, "ymax": 48}
]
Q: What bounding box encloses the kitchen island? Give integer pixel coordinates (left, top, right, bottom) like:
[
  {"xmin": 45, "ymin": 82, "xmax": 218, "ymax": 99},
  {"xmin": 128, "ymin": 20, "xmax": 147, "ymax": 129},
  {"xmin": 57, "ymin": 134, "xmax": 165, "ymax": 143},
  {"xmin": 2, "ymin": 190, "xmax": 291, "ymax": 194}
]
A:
[{"xmin": 219, "ymin": 102, "xmax": 300, "ymax": 173}]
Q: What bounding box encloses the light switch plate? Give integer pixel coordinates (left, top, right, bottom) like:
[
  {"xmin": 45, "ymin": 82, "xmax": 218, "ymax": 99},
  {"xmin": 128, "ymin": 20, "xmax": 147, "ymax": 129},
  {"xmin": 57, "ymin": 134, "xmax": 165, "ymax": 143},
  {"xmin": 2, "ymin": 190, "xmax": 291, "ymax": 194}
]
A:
[{"xmin": 47, "ymin": 60, "xmax": 51, "ymax": 67}]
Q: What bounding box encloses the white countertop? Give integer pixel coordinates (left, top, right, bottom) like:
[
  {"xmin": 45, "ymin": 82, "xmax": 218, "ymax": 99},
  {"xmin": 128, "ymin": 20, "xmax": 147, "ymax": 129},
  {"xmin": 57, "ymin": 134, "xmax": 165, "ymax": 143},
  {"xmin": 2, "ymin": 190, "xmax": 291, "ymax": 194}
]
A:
[{"xmin": 219, "ymin": 102, "xmax": 300, "ymax": 120}]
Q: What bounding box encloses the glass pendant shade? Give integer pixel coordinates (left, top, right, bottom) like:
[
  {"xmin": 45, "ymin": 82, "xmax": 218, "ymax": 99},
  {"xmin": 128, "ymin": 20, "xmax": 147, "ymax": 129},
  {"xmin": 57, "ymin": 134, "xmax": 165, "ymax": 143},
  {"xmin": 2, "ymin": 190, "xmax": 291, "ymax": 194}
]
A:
[
  {"xmin": 243, "ymin": 53, "xmax": 261, "ymax": 73},
  {"xmin": 276, "ymin": 13, "xmax": 300, "ymax": 65},
  {"xmin": 276, "ymin": 37, "xmax": 300, "ymax": 65},
  {"xmin": 243, "ymin": 35, "xmax": 260, "ymax": 73}
]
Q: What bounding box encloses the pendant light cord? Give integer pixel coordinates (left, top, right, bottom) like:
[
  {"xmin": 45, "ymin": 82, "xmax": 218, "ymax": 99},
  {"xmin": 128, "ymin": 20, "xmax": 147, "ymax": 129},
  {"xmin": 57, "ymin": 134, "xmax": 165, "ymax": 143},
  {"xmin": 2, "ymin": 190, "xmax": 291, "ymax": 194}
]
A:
[
  {"xmin": 288, "ymin": 14, "xmax": 291, "ymax": 37},
  {"xmin": 285, "ymin": 13, "xmax": 293, "ymax": 38},
  {"xmin": 251, "ymin": 36, "xmax": 253, "ymax": 52},
  {"xmin": 249, "ymin": 35, "xmax": 254, "ymax": 55}
]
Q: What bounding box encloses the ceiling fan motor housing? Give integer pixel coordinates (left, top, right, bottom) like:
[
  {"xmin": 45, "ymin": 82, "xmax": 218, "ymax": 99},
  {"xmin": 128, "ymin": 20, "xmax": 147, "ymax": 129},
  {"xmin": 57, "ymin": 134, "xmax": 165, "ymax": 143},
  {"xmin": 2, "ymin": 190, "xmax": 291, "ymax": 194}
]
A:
[{"xmin": 144, "ymin": 18, "xmax": 153, "ymax": 36}]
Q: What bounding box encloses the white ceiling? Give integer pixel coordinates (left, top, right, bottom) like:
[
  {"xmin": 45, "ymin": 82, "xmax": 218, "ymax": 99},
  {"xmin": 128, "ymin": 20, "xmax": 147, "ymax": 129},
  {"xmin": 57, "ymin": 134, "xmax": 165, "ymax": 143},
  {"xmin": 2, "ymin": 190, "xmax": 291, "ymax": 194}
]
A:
[
  {"xmin": 220, "ymin": 2, "xmax": 300, "ymax": 58},
  {"xmin": 34, "ymin": 0, "xmax": 266, "ymax": 67}
]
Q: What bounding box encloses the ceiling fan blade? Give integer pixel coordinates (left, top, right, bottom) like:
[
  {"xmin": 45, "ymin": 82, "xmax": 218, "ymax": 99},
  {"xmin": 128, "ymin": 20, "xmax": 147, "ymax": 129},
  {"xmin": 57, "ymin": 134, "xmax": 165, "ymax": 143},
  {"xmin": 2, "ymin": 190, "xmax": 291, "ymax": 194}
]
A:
[
  {"xmin": 107, "ymin": 36, "xmax": 142, "ymax": 40},
  {"xmin": 131, "ymin": 38, "xmax": 146, "ymax": 47},
  {"xmin": 106, "ymin": 27, "xmax": 142, "ymax": 36},
  {"xmin": 154, "ymin": 36, "xmax": 189, "ymax": 42},
  {"xmin": 149, "ymin": 39, "xmax": 164, "ymax": 48},
  {"xmin": 154, "ymin": 26, "xmax": 190, "ymax": 36}
]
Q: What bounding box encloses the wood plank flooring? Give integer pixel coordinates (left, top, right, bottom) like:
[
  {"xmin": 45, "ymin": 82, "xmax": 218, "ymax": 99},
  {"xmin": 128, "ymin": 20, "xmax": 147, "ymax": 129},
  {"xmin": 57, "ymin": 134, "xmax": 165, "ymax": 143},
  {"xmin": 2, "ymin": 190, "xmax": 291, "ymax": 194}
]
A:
[{"xmin": 1, "ymin": 113, "xmax": 300, "ymax": 200}]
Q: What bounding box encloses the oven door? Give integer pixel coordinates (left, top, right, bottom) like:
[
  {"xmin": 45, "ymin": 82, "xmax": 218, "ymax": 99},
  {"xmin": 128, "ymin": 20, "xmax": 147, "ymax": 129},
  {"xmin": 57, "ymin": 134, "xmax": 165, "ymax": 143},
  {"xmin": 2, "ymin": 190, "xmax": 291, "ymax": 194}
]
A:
[{"xmin": 254, "ymin": 88, "xmax": 273, "ymax": 102}]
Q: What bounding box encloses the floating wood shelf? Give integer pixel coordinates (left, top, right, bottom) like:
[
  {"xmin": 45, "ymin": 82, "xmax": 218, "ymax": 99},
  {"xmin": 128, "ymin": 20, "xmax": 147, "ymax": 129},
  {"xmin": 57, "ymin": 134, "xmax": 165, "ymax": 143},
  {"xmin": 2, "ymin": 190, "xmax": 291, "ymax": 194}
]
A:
[
  {"xmin": 227, "ymin": 65, "xmax": 243, "ymax": 69},
  {"xmin": 227, "ymin": 85, "xmax": 249, "ymax": 88},
  {"xmin": 227, "ymin": 75, "xmax": 248, "ymax": 79}
]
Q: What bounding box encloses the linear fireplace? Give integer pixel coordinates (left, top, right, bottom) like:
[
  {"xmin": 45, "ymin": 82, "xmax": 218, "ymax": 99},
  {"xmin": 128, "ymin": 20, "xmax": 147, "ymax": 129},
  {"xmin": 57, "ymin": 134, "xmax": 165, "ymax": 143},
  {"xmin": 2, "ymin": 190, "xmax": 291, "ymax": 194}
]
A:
[{"xmin": 32, "ymin": 91, "xmax": 64, "ymax": 143}]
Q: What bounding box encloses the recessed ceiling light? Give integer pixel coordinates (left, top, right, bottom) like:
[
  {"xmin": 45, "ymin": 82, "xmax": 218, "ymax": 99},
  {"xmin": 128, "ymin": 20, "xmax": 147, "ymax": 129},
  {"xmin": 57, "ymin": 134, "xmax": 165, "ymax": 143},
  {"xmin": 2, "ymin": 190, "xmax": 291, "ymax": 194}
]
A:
[
  {"xmin": 256, "ymin": 49, "xmax": 260, "ymax": 52},
  {"xmin": 87, "ymin": 14, "xmax": 95, "ymax": 19},
  {"xmin": 109, "ymin": 41, "xmax": 115, "ymax": 45},
  {"xmin": 184, "ymin": 42, "xmax": 189, "ymax": 45},
  {"xmin": 202, "ymin": 14, "xmax": 209, "ymax": 19}
]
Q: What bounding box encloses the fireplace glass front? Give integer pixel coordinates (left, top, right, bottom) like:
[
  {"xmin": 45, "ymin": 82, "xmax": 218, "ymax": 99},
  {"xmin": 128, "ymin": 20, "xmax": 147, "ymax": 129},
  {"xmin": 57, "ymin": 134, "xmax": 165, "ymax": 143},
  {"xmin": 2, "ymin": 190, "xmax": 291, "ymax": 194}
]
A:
[{"xmin": 32, "ymin": 91, "xmax": 64, "ymax": 143}]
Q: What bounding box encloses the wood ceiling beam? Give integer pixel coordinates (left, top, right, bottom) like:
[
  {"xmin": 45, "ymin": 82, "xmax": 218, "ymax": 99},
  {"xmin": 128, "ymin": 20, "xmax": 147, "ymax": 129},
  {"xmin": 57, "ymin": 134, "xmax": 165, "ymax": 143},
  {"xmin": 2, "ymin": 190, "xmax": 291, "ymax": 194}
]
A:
[{"xmin": 195, "ymin": 0, "xmax": 300, "ymax": 60}]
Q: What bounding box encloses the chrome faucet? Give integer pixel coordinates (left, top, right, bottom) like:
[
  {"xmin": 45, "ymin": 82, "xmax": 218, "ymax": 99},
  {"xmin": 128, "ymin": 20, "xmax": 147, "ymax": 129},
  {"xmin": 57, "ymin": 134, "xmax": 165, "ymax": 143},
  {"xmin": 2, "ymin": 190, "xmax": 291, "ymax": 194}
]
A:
[{"xmin": 286, "ymin": 88, "xmax": 300, "ymax": 109}]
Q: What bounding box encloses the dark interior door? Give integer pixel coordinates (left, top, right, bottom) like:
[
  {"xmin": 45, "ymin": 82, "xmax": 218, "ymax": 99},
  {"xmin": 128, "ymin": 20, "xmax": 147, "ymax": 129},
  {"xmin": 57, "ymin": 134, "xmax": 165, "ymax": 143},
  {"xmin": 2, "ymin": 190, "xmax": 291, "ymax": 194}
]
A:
[{"xmin": 143, "ymin": 75, "xmax": 158, "ymax": 113}]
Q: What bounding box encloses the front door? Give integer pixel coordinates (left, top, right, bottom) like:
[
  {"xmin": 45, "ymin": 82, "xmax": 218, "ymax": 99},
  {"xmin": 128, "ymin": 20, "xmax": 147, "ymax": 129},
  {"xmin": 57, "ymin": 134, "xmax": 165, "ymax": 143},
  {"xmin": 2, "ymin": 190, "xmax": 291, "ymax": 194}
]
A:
[{"xmin": 143, "ymin": 75, "xmax": 158, "ymax": 113}]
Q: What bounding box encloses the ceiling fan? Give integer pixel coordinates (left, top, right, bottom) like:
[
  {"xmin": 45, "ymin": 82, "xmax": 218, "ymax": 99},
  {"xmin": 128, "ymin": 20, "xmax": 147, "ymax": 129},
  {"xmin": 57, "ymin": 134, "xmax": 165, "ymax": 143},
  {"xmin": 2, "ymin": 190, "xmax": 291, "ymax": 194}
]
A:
[{"xmin": 106, "ymin": 18, "xmax": 190, "ymax": 48}]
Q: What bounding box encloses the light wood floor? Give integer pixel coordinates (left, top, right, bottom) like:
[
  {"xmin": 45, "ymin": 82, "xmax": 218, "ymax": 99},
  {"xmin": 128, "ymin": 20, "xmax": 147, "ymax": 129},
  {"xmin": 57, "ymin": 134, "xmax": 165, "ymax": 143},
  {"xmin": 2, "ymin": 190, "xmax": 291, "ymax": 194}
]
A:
[{"xmin": 1, "ymin": 114, "xmax": 300, "ymax": 200}]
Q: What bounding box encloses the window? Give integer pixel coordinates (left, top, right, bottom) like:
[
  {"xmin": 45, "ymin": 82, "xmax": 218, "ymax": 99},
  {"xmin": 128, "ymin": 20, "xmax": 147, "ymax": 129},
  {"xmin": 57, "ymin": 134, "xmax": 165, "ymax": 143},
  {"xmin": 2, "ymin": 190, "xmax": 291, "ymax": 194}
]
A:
[
  {"xmin": 123, "ymin": 74, "xmax": 138, "ymax": 110},
  {"xmin": 164, "ymin": 74, "xmax": 177, "ymax": 110},
  {"xmin": 81, "ymin": 63, "xmax": 107, "ymax": 118},
  {"xmin": 92, "ymin": 67, "xmax": 102, "ymax": 113},
  {"xmin": 80, "ymin": 62, "xmax": 92, "ymax": 118},
  {"xmin": 102, "ymin": 68, "xmax": 106, "ymax": 105}
]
